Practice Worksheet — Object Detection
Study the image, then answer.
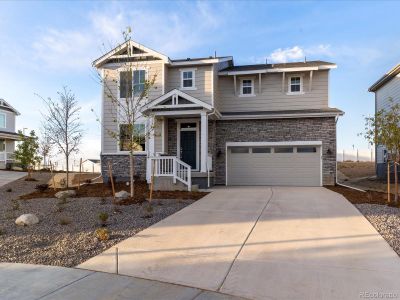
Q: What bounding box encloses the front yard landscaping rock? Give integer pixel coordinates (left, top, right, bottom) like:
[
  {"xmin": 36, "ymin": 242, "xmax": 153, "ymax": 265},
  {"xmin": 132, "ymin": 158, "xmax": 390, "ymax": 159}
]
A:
[
  {"xmin": 115, "ymin": 190, "xmax": 130, "ymax": 199},
  {"xmin": 55, "ymin": 190, "xmax": 76, "ymax": 199},
  {"xmin": 15, "ymin": 213, "xmax": 39, "ymax": 226}
]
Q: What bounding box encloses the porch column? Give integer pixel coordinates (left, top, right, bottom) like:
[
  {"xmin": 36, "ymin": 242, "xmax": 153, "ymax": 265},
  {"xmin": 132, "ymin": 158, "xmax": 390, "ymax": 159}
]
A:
[
  {"xmin": 146, "ymin": 116, "xmax": 155, "ymax": 182},
  {"xmin": 200, "ymin": 111, "xmax": 208, "ymax": 172}
]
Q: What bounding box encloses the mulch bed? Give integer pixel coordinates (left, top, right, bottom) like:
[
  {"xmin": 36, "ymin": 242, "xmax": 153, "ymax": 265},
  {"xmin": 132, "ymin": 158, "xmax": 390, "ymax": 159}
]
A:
[
  {"xmin": 19, "ymin": 180, "xmax": 208, "ymax": 203},
  {"xmin": 325, "ymin": 185, "xmax": 399, "ymax": 206}
]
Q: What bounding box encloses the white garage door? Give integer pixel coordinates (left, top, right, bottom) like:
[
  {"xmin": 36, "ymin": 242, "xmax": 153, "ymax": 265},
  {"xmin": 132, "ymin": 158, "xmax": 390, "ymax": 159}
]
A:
[{"xmin": 227, "ymin": 144, "xmax": 322, "ymax": 186}]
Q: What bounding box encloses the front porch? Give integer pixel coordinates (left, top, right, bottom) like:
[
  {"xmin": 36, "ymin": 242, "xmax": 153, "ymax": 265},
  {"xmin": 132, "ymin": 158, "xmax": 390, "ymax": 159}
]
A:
[
  {"xmin": 0, "ymin": 132, "xmax": 18, "ymax": 169},
  {"xmin": 143, "ymin": 89, "xmax": 217, "ymax": 190}
]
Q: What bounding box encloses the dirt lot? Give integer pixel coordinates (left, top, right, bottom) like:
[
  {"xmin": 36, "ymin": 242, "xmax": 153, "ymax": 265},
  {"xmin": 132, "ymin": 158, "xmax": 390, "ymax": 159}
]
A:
[{"xmin": 337, "ymin": 161, "xmax": 375, "ymax": 179}]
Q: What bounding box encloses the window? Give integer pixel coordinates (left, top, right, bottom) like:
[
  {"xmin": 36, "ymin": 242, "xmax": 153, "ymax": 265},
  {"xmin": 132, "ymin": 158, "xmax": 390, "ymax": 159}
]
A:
[
  {"xmin": 274, "ymin": 147, "xmax": 293, "ymax": 153},
  {"xmin": 119, "ymin": 123, "xmax": 146, "ymax": 152},
  {"xmin": 297, "ymin": 147, "xmax": 317, "ymax": 153},
  {"xmin": 133, "ymin": 70, "xmax": 146, "ymax": 96},
  {"xmin": 119, "ymin": 70, "xmax": 147, "ymax": 98},
  {"xmin": 0, "ymin": 114, "xmax": 5, "ymax": 128},
  {"xmin": 241, "ymin": 79, "xmax": 254, "ymax": 96},
  {"xmin": 289, "ymin": 76, "xmax": 302, "ymax": 94},
  {"xmin": 181, "ymin": 70, "xmax": 195, "ymax": 89},
  {"xmin": 0, "ymin": 139, "xmax": 5, "ymax": 152},
  {"xmin": 231, "ymin": 147, "xmax": 249, "ymax": 154},
  {"xmin": 252, "ymin": 147, "xmax": 271, "ymax": 153}
]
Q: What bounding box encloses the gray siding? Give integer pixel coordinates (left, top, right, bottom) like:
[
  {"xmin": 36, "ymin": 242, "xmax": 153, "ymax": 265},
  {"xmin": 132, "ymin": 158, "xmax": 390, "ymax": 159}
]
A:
[
  {"xmin": 217, "ymin": 70, "xmax": 329, "ymax": 112},
  {"xmin": 101, "ymin": 62, "xmax": 164, "ymax": 153},
  {"xmin": 166, "ymin": 65, "xmax": 213, "ymax": 104},
  {"xmin": 0, "ymin": 109, "xmax": 16, "ymax": 133}
]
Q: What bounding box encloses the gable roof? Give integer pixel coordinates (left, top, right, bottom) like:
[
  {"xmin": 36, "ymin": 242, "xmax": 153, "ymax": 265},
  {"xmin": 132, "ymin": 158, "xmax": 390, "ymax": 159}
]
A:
[
  {"xmin": 219, "ymin": 60, "xmax": 336, "ymax": 75},
  {"xmin": 93, "ymin": 40, "xmax": 170, "ymax": 67},
  {"xmin": 369, "ymin": 63, "xmax": 400, "ymax": 92},
  {"xmin": 141, "ymin": 89, "xmax": 213, "ymax": 114},
  {"xmin": 0, "ymin": 99, "xmax": 20, "ymax": 115}
]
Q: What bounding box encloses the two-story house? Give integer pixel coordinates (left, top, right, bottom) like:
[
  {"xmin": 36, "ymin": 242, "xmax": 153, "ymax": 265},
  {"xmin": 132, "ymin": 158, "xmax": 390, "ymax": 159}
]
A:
[
  {"xmin": 369, "ymin": 63, "xmax": 400, "ymax": 179},
  {"xmin": 0, "ymin": 98, "xmax": 20, "ymax": 169},
  {"xmin": 94, "ymin": 40, "xmax": 343, "ymax": 190}
]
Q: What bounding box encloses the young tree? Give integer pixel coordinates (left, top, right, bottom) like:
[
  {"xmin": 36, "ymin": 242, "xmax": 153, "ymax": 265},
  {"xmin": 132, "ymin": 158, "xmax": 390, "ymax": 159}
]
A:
[
  {"xmin": 362, "ymin": 98, "xmax": 400, "ymax": 205},
  {"xmin": 14, "ymin": 130, "xmax": 41, "ymax": 178},
  {"xmin": 39, "ymin": 130, "xmax": 52, "ymax": 168},
  {"xmin": 94, "ymin": 27, "xmax": 157, "ymax": 197},
  {"xmin": 39, "ymin": 87, "xmax": 83, "ymax": 188}
]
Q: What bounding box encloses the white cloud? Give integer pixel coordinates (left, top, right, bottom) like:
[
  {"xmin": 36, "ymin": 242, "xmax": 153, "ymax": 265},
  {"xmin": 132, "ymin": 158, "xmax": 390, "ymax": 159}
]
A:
[
  {"xmin": 266, "ymin": 44, "xmax": 333, "ymax": 63},
  {"xmin": 31, "ymin": 2, "xmax": 224, "ymax": 70}
]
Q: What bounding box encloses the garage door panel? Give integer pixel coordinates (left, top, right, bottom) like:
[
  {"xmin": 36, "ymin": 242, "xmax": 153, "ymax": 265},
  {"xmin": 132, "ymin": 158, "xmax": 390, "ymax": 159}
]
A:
[{"xmin": 228, "ymin": 145, "xmax": 321, "ymax": 186}]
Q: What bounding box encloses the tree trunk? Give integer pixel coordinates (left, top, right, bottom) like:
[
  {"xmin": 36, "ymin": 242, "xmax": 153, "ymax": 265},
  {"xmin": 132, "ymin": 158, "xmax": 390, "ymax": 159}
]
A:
[
  {"xmin": 66, "ymin": 156, "xmax": 69, "ymax": 188},
  {"xmin": 395, "ymin": 162, "xmax": 398, "ymax": 205},
  {"xmin": 130, "ymin": 153, "xmax": 134, "ymax": 198}
]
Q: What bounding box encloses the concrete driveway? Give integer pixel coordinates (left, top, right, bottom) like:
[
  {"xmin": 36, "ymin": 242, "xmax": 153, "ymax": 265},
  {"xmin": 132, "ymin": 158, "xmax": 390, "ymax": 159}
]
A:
[
  {"xmin": 0, "ymin": 170, "xmax": 27, "ymax": 187},
  {"xmin": 79, "ymin": 187, "xmax": 400, "ymax": 300}
]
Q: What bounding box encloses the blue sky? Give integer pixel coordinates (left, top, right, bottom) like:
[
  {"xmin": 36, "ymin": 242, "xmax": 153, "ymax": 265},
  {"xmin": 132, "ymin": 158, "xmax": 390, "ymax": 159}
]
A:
[{"xmin": 1, "ymin": 0, "xmax": 400, "ymax": 159}]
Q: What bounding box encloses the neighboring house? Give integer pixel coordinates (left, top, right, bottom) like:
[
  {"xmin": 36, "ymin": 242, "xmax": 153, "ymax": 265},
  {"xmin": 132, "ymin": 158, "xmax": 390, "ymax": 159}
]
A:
[
  {"xmin": 369, "ymin": 63, "xmax": 400, "ymax": 179},
  {"xmin": 94, "ymin": 40, "xmax": 343, "ymax": 190},
  {"xmin": 0, "ymin": 99, "xmax": 20, "ymax": 169}
]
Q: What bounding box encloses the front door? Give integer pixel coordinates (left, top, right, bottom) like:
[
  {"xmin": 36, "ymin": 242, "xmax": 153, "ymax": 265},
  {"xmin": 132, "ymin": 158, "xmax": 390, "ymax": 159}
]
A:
[{"xmin": 180, "ymin": 130, "xmax": 197, "ymax": 169}]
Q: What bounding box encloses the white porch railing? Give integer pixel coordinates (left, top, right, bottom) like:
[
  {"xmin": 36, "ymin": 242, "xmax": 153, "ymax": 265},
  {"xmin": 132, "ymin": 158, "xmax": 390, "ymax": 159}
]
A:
[
  {"xmin": 0, "ymin": 152, "xmax": 15, "ymax": 161},
  {"xmin": 149, "ymin": 156, "xmax": 192, "ymax": 191}
]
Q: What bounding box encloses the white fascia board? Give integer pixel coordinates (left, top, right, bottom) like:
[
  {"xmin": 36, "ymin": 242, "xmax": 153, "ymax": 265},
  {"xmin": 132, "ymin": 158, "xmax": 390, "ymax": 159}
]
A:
[
  {"xmin": 170, "ymin": 57, "xmax": 233, "ymax": 66},
  {"xmin": 226, "ymin": 141, "xmax": 322, "ymax": 147},
  {"xmin": 149, "ymin": 109, "xmax": 209, "ymax": 116},
  {"xmin": 220, "ymin": 112, "xmax": 343, "ymax": 120},
  {"xmin": 218, "ymin": 65, "xmax": 337, "ymax": 76}
]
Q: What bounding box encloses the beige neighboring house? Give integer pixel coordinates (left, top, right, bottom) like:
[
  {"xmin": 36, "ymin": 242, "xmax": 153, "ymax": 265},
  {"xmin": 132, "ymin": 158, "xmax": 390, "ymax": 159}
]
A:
[
  {"xmin": 369, "ymin": 63, "xmax": 400, "ymax": 179},
  {"xmin": 94, "ymin": 40, "xmax": 343, "ymax": 190},
  {"xmin": 0, "ymin": 98, "xmax": 20, "ymax": 169}
]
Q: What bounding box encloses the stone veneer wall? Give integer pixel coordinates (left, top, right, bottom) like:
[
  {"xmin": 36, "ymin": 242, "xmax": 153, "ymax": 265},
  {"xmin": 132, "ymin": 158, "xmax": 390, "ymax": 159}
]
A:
[
  {"xmin": 214, "ymin": 117, "xmax": 337, "ymax": 186},
  {"xmin": 101, "ymin": 154, "xmax": 146, "ymax": 182}
]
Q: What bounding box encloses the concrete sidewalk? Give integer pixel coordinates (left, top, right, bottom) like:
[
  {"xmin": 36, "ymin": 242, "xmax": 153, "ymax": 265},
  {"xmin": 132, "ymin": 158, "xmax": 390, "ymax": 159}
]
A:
[
  {"xmin": 0, "ymin": 263, "xmax": 247, "ymax": 300},
  {"xmin": 0, "ymin": 171, "xmax": 27, "ymax": 187},
  {"xmin": 79, "ymin": 187, "xmax": 400, "ymax": 300}
]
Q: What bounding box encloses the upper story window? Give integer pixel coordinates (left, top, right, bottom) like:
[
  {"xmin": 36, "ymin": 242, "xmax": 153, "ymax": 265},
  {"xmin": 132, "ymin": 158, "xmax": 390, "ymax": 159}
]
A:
[
  {"xmin": 288, "ymin": 75, "xmax": 303, "ymax": 94},
  {"xmin": 119, "ymin": 69, "xmax": 147, "ymax": 98},
  {"xmin": 180, "ymin": 69, "xmax": 196, "ymax": 90},
  {"xmin": 0, "ymin": 113, "xmax": 6, "ymax": 128},
  {"xmin": 240, "ymin": 79, "xmax": 254, "ymax": 96}
]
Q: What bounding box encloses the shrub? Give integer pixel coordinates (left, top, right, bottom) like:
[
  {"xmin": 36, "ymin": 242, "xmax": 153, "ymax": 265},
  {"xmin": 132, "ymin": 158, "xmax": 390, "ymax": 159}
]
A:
[
  {"xmin": 98, "ymin": 212, "xmax": 109, "ymax": 225},
  {"xmin": 58, "ymin": 197, "xmax": 68, "ymax": 205},
  {"xmin": 85, "ymin": 179, "xmax": 92, "ymax": 184},
  {"xmin": 95, "ymin": 228, "xmax": 110, "ymax": 241},
  {"xmin": 6, "ymin": 188, "xmax": 12, "ymax": 192},
  {"xmin": 59, "ymin": 217, "xmax": 71, "ymax": 225},
  {"xmin": 35, "ymin": 184, "xmax": 49, "ymax": 192},
  {"xmin": 100, "ymin": 197, "xmax": 107, "ymax": 205},
  {"xmin": 11, "ymin": 200, "xmax": 20, "ymax": 211}
]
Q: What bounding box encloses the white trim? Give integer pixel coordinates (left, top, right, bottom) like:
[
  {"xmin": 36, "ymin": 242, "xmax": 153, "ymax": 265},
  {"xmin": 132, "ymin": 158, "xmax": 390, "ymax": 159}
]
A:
[
  {"xmin": 0, "ymin": 113, "xmax": 6, "ymax": 129},
  {"xmin": 0, "ymin": 99, "xmax": 20, "ymax": 115},
  {"xmin": 101, "ymin": 69, "xmax": 105, "ymax": 153},
  {"xmin": 225, "ymin": 141, "xmax": 323, "ymax": 186},
  {"xmin": 218, "ymin": 64, "xmax": 336, "ymax": 76},
  {"xmin": 141, "ymin": 89, "xmax": 213, "ymax": 112},
  {"xmin": 287, "ymin": 74, "xmax": 304, "ymax": 95},
  {"xmin": 170, "ymin": 57, "xmax": 233, "ymax": 66},
  {"xmin": 239, "ymin": 78, "xmax": 255, "ymax": 97},
  {"xmin": 176, "ymin": 119, "xmax": 200, "ymax": 171},
  {"xmin": 200, "ymin": 111, "xmax": 208, "ymax": 172},
  {"xmin": 180, "ymin": 68, "xmax": 197, "ymax": 90},
  {"xmin": 220, "ymin": 112, "xmax": 343, "ymax": 120},
  {"xmin": 226, "ymin": 141, "xmax": 322, "ymax": 147},
  {"xmin": 93, "ymin": 40, "xmax": 170, "ymax": 67}
]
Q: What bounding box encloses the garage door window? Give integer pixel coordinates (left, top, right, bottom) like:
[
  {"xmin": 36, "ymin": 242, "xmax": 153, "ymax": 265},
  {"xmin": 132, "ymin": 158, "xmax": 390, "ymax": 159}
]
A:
[
  {"xmin": 274, "ymin": 147, "xmax": 293, "ymax": 153},
  {"xmin": 231, "ymin": 147, "xmax": 249, "ymax": 154},
  {"xmin": 252, "ymin": 147, "xmax": 271, "ymax": 153},
  {"xmin": 297, "ymin": 147, "xmax": 317, "ymax": 153}
]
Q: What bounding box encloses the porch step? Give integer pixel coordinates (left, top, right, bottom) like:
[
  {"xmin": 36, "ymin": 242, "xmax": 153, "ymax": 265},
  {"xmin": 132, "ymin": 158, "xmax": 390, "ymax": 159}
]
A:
[{"xmin": 153, "ymin": 177, "xmax": 196, "ymax": 192}]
